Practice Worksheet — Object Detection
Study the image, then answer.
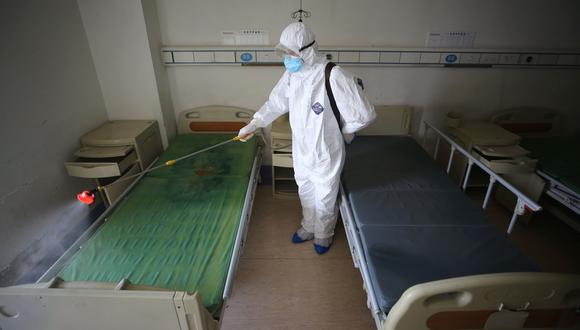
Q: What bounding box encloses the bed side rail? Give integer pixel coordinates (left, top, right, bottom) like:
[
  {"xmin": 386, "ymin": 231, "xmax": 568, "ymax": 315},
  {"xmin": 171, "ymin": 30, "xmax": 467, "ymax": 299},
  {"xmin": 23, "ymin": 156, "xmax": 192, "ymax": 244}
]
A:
[
  {"xmin": 383, "ymin": 272, "xmax": 580, "ymax": 330},
  {"xmin": 339, "ymin": 184, "xmax": 384, "ymax": 329},
  {"xmin": 422, "ymin": 121, "xmax": 542, "ymax": 234},
  {"xmin": 222, "ymin": 146, "xmax": 262, "ymax": 298},
  {"xmin": 0, "ymin": 277, "xmax": 217, "ymax": 330}
]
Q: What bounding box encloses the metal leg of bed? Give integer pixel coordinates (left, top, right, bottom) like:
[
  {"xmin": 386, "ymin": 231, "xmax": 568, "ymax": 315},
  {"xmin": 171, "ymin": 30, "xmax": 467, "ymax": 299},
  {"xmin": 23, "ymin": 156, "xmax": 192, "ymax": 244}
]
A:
[
  {"xmin": 422, "ymin": 122, "xmax": 542, "ymax": 234},
  {"xmin": 446, "ymin": 146, "xmax": 455, "ymax": 174},
  {"xmin": 462, "ymin": 160, "xmax": 474, "ymax": 191},
  {"xmin": 482, "ymin": 177, "xmax": 496, "ymax": 209},
  {"xmin": 339, "ymin": 184, "xmax": 385, "ymax": 329},
  {"xmin": 222, "ymin": 148, "xmax": 262, "ymax": 299},
  {"xmin": 507, "ymin": 198, "xmax": 526, "ymax": 235},
  {"xmin": 433, "ymin": 135, "xmax": 441, "ymax": 159}
]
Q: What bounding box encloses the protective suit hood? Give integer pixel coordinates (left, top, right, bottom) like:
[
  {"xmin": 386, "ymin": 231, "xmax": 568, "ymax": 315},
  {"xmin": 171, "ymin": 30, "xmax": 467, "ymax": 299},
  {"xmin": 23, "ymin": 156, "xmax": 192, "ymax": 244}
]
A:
[{"xmin": 276, "ymin": 22, "xmax": 319, "ymax": 66}]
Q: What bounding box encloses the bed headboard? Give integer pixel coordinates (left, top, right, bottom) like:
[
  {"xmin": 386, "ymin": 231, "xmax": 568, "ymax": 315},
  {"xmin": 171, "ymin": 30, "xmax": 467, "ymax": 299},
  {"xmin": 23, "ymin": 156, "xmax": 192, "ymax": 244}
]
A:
[
  {"xmin": 490, "ymin": 107, "xmax": 560, "ymax": 137},
  {"xmin": 177, "ymin": 105, "xmax": 255, "ymax": 134},
  {"xmin": 358, "ymin": 105, "xmax": 412, "ymax": 136}
]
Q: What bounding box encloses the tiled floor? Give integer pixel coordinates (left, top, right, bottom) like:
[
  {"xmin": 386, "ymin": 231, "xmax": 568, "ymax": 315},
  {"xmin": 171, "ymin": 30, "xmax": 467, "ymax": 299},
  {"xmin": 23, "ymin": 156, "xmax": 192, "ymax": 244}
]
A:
[
  {"xmin": 482, "ymin": 194, "xmax": 580, "ymax": 274},
  {"xmin": 220, "ymin": 185, "xmax": 580, "ymax": 330},
  {"xmin": 220, "ymin": 187, "xmax": 375, "ymax": 330}
]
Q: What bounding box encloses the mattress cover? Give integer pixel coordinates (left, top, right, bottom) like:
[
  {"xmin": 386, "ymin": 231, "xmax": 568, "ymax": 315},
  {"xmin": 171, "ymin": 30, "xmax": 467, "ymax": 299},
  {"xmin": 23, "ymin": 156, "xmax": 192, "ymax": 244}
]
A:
[
  {"xmin": 343, "ymin": 136, "xmax": 537, "ymax": 313},
  {"xmin": 58, "ymin": 134, "xmax": 257, "ymax": 313}
]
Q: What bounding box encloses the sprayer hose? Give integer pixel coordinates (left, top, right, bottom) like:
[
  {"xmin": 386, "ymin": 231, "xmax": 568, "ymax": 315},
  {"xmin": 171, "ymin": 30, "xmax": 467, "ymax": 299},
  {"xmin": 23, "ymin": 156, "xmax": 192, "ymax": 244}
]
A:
[{"xmin": 98, "ymin": 137, "xmax": 237, "ymax": 190}]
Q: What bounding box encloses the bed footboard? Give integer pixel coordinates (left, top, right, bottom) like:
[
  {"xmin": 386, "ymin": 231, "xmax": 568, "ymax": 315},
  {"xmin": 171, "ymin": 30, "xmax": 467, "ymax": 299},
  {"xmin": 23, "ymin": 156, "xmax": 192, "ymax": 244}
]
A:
[
  {"xmin": 0, "ymin": 278, "xmax": 218, "ymax": 330},
  {"xmin": 384, "ymin": 272, "xmax": 580, "ymax": 330}
]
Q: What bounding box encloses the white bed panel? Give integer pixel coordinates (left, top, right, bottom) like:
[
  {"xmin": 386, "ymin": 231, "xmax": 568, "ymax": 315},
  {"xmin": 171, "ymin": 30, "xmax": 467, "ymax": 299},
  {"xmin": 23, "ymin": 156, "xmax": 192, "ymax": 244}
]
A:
[
  {"xmin": 358, "ymin": 105, "xmax": 411, "ymax": 136},
  {"xmin": 384, "ymin": 272, "xmax": 580, "ymax": 330},
  {"xmin": 177, "ymin": 105, "xmax": 255, "ymax": 134}
]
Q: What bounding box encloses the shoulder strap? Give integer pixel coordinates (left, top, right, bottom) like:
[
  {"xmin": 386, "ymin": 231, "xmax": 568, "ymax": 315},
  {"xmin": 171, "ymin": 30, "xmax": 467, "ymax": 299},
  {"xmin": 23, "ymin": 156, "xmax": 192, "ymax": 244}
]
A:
[{"xmin": 324, "ymin": 62, "xmax": 342, "ymax": 130}]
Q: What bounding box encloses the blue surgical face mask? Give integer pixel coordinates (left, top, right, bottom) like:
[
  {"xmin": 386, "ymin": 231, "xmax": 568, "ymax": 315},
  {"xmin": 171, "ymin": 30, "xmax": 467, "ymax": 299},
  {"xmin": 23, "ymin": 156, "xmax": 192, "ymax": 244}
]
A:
[{"xmin": 284, "ymin": 55, "xmax": 303, "ymax": 73}]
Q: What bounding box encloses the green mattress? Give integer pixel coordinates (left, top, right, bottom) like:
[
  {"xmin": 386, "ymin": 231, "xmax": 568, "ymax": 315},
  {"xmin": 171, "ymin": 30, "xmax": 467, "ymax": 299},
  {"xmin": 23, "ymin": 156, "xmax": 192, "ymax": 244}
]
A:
[
  {"xmin": 58, "ymin": 134, "xmax": 257, "ymax": 313},
  {"xmin": 522, "ymin": 136, "xmax": 580, "ymax": 194}
]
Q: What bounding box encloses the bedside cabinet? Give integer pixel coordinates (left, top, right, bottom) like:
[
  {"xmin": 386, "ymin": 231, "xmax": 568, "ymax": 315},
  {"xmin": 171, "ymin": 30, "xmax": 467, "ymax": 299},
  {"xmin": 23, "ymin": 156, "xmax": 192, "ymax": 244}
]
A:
[
  {"xmin": 271, "ymin": 120, "xmax": 298, "ymax": 199},
  {"xmin": 65, "ymin": 120, "xmax": 163, "ymax": 206},
  {"xmin": 447, "ymin": 121, "xmax": 537, "ymax": 186}
]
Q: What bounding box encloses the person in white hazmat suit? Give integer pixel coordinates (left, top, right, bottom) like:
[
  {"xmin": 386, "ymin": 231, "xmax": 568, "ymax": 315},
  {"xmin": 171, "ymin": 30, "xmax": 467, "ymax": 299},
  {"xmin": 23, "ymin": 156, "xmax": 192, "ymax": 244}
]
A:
[{"xmin": 238, "ymin": 22, "xmax": 375, "ymax": 254}]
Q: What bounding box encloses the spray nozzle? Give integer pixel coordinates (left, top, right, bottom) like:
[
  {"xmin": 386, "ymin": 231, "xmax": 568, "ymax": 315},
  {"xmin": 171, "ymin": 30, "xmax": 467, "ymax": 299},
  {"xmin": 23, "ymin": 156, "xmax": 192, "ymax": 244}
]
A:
[
  {"xmin": 77, "ymin": 186, "xmax": 104, "ymax": 205},
  {"xmin": 77, "ymin": 190, "xmax": 95, "ymax": 205}
]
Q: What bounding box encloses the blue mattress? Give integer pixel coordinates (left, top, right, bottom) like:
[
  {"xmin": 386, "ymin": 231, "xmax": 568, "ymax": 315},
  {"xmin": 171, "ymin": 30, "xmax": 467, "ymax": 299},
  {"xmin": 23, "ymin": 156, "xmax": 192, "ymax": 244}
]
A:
[{"xmin": 342, "ymin": 136, "xmax": 537, "ymax": 313}]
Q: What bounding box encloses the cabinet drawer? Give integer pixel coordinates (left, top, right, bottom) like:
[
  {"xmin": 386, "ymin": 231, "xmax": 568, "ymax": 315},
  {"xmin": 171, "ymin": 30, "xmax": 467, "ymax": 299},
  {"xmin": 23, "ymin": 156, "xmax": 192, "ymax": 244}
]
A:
[
  {"xmin": 272, "ymin": 153, "xmax": 293, "ymax": 168},
  {"xmin": 272, "ymin": 138, "xmax": 292, "ymax": 152},
  {"xmin": 74, "ymin": 145, "xmax": 133, "ymax": 158},
  {"xmin": 473, "ymin": 144, "xmax": 529, "ymax": 157},
  {"xmin": 475, "ymin": 154, "xmax": 537, "ymax": 174},
  {"xmin": 65, "ymin": 151, "xmax": 137, "ymax": 178}
]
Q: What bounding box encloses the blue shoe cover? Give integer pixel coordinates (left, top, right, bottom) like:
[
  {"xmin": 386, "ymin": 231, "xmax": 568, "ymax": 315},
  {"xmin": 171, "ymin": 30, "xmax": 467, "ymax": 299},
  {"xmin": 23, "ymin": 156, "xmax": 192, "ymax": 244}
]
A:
[
  {"xmin": 292, "ymin": 232, "xmax": 307, "ymax": 244},
  {"xmin": 314, "ymin": 243, "xmax": 331, "ymax": 254}
]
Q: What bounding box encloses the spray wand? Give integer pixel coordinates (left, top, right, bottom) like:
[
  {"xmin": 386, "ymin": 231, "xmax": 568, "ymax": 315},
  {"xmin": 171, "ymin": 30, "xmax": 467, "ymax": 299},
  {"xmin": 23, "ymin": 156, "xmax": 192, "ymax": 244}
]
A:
[{"xmin": 77, "ymin": 135, "xmax": 247, "ymax": 205}]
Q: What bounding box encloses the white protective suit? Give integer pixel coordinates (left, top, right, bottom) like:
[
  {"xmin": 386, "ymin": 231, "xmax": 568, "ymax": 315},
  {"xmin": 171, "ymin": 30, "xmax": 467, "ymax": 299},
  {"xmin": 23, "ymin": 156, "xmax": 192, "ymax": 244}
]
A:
[{"xmin": 250, "ymin": 22, "xmax": 375, "ymax": 239}]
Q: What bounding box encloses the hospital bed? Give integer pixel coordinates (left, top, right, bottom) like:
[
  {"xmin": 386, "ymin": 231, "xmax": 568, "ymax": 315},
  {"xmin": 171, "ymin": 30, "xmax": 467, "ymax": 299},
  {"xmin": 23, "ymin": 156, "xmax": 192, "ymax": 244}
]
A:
[
  {"xmin": 339, "ymin": 106, "xmax": 580, "ymax": 330},
  {"xmin": 492, "ymin": 108, "xmax": 580, "ymax": 231},
  {"xmin": 0, "ymin": 106, "xmax": 262, "ymax": 330}
]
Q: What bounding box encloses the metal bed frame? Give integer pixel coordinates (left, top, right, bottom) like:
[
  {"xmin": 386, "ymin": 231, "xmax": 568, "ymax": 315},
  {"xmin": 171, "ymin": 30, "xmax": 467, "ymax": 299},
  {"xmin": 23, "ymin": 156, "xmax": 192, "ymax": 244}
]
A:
[
  {"xmin": 337, "ymin": 109, "xmax": 575, "ymax": 330},
  {"xmin": 537, "ymin": 170, "xmax": 579, "ymax": 216},
  {"xmin": 536, "ymin": 170, "xmax": 580, "ymax": 233},
  {"xmin": 0, "ymin": 106, "xmax": 262, "ymax": 330},
  {"xmin": 422, "ymin": 121, "xmax": 542, "ymax": 234},
  {"xmin": 490, "ymin": 107, "xmax": 580, "ymax": 231}
]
